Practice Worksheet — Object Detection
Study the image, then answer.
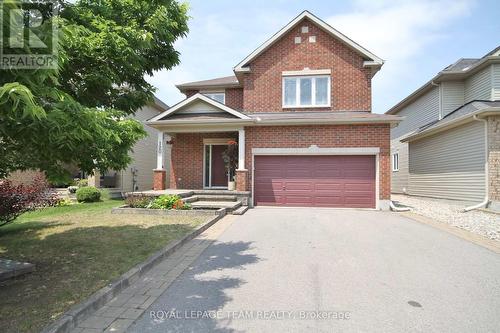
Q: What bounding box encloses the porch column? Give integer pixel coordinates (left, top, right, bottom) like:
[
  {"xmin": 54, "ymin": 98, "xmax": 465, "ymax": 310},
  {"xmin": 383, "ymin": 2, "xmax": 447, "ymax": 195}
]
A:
[
  {"xmin": 236, "ymin": 128, "xmax": 248, "ymax": 192},
  {"xmin": 153, "ymin": 132, "xmax": 166, "ymax": 190},
  {"xmin": 156, "ymin": 132, "xmax": 165, "ymax": 170},
  {"xmin": 238, "ymin": 129, "xmax": 245, "ymax": 170}
]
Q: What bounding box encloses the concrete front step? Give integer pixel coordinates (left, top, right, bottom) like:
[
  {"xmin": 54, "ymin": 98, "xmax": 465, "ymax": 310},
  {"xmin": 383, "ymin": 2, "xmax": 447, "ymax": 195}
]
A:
[
  {"xmin": 183, "ymin": 195, "xmax": 237, "ymax": 203},
  {"xmin": 231, "ymin": 205, "xmax": 249, "ymax": 215},
  {"xmin": 191, "ymin": 200, "xmax": 242, "ymax": 210}
]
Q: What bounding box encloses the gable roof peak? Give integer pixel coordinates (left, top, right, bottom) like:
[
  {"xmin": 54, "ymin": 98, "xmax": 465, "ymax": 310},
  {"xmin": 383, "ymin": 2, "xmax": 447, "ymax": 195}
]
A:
[
  {"xmin": 148, "ymin": 93, "xmax": 251, "ymax": 123},
  {"xmin": 233, "ymin": 10, "xmax": 384, "ymax": 74}
]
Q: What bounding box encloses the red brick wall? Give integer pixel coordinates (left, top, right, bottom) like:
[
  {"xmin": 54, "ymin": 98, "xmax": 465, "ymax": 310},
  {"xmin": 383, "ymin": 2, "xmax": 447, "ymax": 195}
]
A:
[
  {"xmin": 170, "ymin": 132, "xmax": 237, "ymax": 189},
  {"xmin": 242, "ymin": 18, "xmax": 372, "ymax": 113},
  {"xmin": 244, "ymin": 125, "xmax": 391, "ymax": 199},
  {"xmin": 225, "ymin": 88, "xmax": 243, "ymax": 110},
  {"xmin": 169, "ymin": 125, "xmax": 390, "ymax": 200}
]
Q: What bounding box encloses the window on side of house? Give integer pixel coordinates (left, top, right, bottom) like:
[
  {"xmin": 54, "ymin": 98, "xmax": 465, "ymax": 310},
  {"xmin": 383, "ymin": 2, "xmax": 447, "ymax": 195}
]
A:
[
  {"xmin": 203, "ymin": 92, "xmax": 225, "ymax": 104},
  {"xmin": 282, "ymin": 75, "xmax": 330, "ymax": 108},
  {"xmin": 392, "ymin": 153, "xmax": 399, "ymax": 172}
]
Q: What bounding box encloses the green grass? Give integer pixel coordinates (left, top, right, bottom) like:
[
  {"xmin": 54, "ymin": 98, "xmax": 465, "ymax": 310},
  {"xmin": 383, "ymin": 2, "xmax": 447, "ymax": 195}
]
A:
[{"xmin": 0, "ymin": 199, "xmax": 207, "ymax": 333}]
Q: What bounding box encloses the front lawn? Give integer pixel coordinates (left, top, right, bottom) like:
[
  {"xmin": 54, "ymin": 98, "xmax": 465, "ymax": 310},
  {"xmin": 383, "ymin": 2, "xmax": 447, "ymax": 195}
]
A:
[{"xmin": 0, "ymin": 199, "xmax": 207, "ymax": 333}]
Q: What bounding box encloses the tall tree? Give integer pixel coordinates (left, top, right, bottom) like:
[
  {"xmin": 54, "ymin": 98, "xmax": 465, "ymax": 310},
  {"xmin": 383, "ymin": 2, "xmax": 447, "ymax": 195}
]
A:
[{"xmin": 0, "ymin": 0, "xmax": 189, "ymax": 181}]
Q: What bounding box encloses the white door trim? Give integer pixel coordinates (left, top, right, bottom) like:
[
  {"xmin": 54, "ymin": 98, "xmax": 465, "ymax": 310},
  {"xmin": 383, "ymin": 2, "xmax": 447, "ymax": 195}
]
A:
[{"xmin": 203, "ymin": 142, "xmax": 232, "ymax": 189}]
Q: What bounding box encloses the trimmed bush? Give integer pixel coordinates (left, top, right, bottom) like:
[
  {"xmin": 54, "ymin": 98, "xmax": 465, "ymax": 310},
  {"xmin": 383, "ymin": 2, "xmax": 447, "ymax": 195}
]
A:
[{"xmin": 76, "ymin": 186, "xmax": 101, "ymax": 203}]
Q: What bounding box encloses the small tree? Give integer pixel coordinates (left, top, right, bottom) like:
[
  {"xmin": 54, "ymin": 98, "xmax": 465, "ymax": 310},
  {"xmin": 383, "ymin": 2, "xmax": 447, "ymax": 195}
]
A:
[
  {"xmin": 0, "ymin": 177, "xmax": 60, "ymax": 227},
  {"xmin": 222, "ymin": 140, "xmax": 238, "ymax": 182}
]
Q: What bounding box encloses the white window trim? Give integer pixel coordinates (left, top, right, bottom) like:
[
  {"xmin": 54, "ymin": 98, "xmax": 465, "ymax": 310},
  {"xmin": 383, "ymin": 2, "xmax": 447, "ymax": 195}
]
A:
[
  {"xmin": 392, "ymin": 152, "xmax": 399, "ymax": 172},
  {"xmin": 282, "ymin": 75, "xmax": 331, "ymax": 108},
  {"xmin": 201, "ymin": 91, "xmax": 225, "ymax": 104}
]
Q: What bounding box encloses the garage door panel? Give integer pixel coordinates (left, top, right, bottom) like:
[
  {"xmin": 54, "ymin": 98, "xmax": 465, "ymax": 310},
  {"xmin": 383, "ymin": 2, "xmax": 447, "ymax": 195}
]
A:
[
  {"xmin": 254, "ymin": 155, "xmax": 375, "ymax": 208},
  {"xmin": 284, "ymin": 182, "xmax": 314, "ymax": 191},
  {"xmin": 314, "ymin": 182, "xmax": 343, "ymax": 191},
  {"xmin": 285, "ymin": 169, "xmax": 314, "ymax": 178},
  {"xmin": 255, "ymin": 169, "xmax": 283, "ymax": 178}
]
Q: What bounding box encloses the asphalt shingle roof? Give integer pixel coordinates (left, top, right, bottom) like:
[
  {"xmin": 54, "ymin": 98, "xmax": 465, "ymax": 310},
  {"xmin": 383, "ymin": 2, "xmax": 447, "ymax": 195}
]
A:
[{"xmin": 176, "ymin": 76, "xmax": 240, "ymax": 89}]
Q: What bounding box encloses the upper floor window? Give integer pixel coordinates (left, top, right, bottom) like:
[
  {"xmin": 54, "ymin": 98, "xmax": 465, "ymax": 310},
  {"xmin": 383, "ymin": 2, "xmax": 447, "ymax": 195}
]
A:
[
  {"xmin": 392, "ymin": 153, "xmax": 399, "ymax": 172},
  {"xmin": 203, "ymin": 92, "xmax": 225, "ymax": 104},
  {"xmin": 283, "ymin": 75, "xmax": 330, "ymax": 108}
]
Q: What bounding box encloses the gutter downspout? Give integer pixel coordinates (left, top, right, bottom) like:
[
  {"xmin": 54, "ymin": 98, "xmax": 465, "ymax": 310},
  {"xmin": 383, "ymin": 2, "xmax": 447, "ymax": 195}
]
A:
[
  {"xmin": 464, "ymin": 115, "xmax": 489, "ymax": 212},
  {"xmin": 390, "ymin": 201, "xmax": 411, "ymax": 212}
]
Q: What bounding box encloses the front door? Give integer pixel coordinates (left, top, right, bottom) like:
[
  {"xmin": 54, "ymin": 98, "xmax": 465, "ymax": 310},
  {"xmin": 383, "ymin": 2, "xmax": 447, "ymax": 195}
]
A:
[
  {"xmin": 211, "ymin": 145, "xmax": 227, "ymax": 187},
  {"xmin": 204, "ymin": 144, "xmax": 228, "ymax": 188}
]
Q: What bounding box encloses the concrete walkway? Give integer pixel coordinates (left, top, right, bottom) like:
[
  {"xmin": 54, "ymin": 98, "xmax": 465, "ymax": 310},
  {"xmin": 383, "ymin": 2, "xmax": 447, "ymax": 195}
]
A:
[{"xmin": 128, "ymin": 208, "xmax": 500, "ymax": 333}]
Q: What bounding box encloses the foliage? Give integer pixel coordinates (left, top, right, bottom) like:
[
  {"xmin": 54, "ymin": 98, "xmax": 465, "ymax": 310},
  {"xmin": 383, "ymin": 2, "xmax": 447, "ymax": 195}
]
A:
[
  {"xmin": 76, "ymin": 179, "xmax": 88, "ymax": 187},
  {"xmin": 57, "ymin": 198, "xmax": 75, "ymax": 206},
  {"xmin": 75, "ymin": 186, "xmax": 101, "ymax": 202},
  {"xmin": 222, "ymin": 140, "xmax": 238, "ymax": 181},
  {"xmin": 125, "ymin": 195, "xmax": 153, "ymax": 208},
  {"xmin": 0, "ymin": 177, "xmax": 60, "ymax": 226},
  {"xmin": 0, "ymin": 0, "xmax": 189, "ymax": 182},
  {"xmin": 149, "ymin": 194, "xmax": 190, "ymax": 210}
]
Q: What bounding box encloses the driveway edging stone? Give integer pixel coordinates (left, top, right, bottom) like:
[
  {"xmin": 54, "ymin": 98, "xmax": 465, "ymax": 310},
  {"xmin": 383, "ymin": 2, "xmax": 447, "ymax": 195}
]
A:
[
  {"xmin": 400, "ymin": 211, "xmax": 500, "ymax": 254},
  {"xmin": 41, "ymin": 209, "xmax": 227, "ymax": 333}
]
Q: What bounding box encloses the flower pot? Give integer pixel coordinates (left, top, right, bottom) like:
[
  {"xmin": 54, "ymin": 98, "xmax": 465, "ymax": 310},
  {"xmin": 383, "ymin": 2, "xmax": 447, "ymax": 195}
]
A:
[{"xmin": 228, "ymin": 181, "xmax": 236, "ymax": 191}]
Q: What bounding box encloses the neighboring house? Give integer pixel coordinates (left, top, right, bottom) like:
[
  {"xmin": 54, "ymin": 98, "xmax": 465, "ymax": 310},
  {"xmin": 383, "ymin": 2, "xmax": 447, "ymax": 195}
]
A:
[
  {"xmin": 146, "ymin": 11, "xmax": 401, "ymax": 210},
  {"xmin": 88, "ymin": 97, "xmax": 170, "ymax": 193},
  {"xmin": 386, "ymin": 46, "xmax": 500, "ymax": 207},
  {"xmin": 7, "ymin": 97, "xmax": 170, "ymax": 194}
]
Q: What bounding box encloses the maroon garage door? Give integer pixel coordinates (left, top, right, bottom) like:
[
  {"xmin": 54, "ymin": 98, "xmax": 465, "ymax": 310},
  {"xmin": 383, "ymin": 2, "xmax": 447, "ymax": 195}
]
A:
[{"xmin": 254, "ymin": 155, "xmax": 376, "ymax": 208}]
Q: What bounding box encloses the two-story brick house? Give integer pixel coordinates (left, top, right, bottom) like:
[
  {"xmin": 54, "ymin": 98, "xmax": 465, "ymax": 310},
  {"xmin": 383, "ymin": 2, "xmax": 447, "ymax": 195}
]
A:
[
  {"xmin": 387, "ymin": 46, "xmax": 500, "ymax": 209},
  {"xmin": 147, "ymin": 11, "xmax": 401, "ymax": 209}
]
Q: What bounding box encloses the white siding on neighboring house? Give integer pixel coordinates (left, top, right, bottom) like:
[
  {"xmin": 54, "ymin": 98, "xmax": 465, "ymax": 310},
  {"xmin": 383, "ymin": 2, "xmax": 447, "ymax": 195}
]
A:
[
  {"xmin": 408, "ymin": 120, "xmax": 486, "ymax": 201},
  {"xmin": 441, "ymin": 81, "xmax": 464, "ymax": 117},
  {"xmin": 390, "ymin": 87, "xmax": 440, "ymax": 193},
  {"xmin": 493, "ymin": 63, "xmax": 500, "ymax": 100},
  {"xmin": 391, "ymin": 139, "xmax": 409, "ymax": 193},
  {"xmin": 465, "ymin": 65, "xmax": 492, "ymax": 102},
  {"xmin": 391, "ymin": 86, "xmax": 440, "ymax": 139},
  {"xmin": 118, "ymin": 105, "xmax": 170, "ymax": 192}
]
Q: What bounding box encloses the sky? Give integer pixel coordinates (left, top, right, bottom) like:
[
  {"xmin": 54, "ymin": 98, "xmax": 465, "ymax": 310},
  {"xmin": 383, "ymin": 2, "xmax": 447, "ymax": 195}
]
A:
[{"xmin": 147, "ymin": 0, "xmax": 500, "ymax": 114}]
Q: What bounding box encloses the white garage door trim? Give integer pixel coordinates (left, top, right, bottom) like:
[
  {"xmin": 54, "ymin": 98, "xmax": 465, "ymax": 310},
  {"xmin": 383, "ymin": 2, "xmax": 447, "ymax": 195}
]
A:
[{"xmin": 251, "ymin": 146, "xmax": 381, "ymax": 210}]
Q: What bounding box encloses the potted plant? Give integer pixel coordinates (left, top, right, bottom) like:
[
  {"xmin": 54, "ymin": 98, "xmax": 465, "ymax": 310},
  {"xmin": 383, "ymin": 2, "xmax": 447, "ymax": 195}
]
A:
[{"xmin": 222, "ymin": 140, "xmax": 238, "ymax": 190}]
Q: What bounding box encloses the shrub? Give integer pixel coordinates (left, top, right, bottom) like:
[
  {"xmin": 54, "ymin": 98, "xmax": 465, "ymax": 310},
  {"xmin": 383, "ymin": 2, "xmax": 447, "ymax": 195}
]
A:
[
  {"xmin": 76, "ymin": 186, "xmax": 101, "ymax": 203},
  {"xmin": 0, "ymin": 177, "xmax": 60, "ymax": 226},
  {"xmin": 77, "ymin": 179, "xmax": 88, "ymax": 187},
  {"xmin": 149, "ymin": 194, "xmax": 188, "ymax": 210},
  {"xmin": 125, "ymin": 195, "xmax": 152, "ymax": 208}
]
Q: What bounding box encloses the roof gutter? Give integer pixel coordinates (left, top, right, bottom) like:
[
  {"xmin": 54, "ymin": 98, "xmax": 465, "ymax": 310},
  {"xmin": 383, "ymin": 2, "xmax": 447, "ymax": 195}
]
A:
[
  {"xmin": 401, "ymin": 108, "xmax": 500, "ymax": 142},
  {"xmin": 464, "ymin": 114, "xmax": 489, "ymax": 212},
  {"xmin": 252, "ymin": 117, "xmax": 402, "ymax": 127}
]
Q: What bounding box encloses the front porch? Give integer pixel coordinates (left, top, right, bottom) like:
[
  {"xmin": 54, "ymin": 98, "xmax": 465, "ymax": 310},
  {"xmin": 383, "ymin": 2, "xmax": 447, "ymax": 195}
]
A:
[
  {"xmin": 153, "ymin": 129, "xmax": 249, "ymax": 192},
  {"xmin": 146, "ymin": 93, "xmax": 253, "ymax": 193}
]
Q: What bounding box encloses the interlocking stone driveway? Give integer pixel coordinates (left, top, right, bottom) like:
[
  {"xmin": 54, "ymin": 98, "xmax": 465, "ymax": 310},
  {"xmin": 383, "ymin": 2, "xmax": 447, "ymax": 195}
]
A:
[{"xmin": 126, "ymin": 208, "xmax": 500, "ymax": 333}]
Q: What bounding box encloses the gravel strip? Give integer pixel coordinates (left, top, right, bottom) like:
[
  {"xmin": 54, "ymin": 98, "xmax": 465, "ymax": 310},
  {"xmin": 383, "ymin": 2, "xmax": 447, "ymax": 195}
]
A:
[{"xmin": 392, "ymin": 194, "xmax": 500, "ymax": 241}]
